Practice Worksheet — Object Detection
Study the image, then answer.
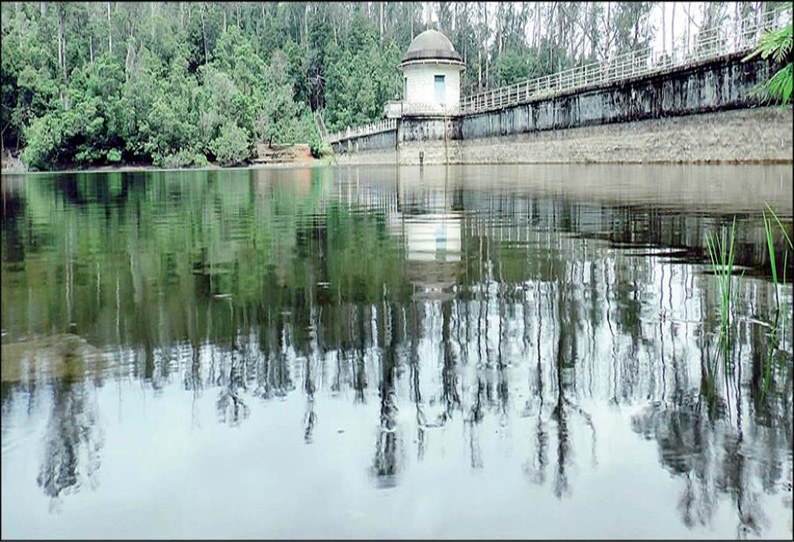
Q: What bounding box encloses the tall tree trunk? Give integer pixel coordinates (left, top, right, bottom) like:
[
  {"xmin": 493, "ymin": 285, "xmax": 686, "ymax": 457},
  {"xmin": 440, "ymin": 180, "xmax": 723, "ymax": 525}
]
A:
[
  {"xmin": 497, "ymin": 4, "xmax": 503, "ymax": 58},
  {"xmin": 107, "ymin": 1, "xmax": 113, "ymax": 54},
  {"xmin": 89, "ymin": 35, "xmax": 94, "ymax": 64},
  {"xmin": 379, "ymin": 1, "xmax": 384, "ymax": 41},
  {"xmin": 304, "ymin": 3, "xmax": 309, "ymax": 48},
  {"xmin": 532, "ymin": 2, "xmax": 538, "ymax": 49},
  {"xmin": 662, "ymin": 2, "xmax": 666, "ymax": 54},
  {"xmin": 201, "ymin": 3, "xmax": 208, "ymax": 64},
  {"xmin": 671, "ymin": 2, "xmax": 676, "ymax": 53},
  {"xmin": 484, "ymin": 3, "xmax": 489, "ymax": 89},
  {"xmin": 125, "ymin": 38, "xmax": 134, "ymax": 82},
  {"xmin": 223, "ymin": 6, "xmax": 227, "ymax": 32},
  {"xmin": 58, "ymin": 8, "xmax": 66, "ymax": 79},
  {"xmin": 478, "ymin": 48, "xmax": 482, "ymax": 91},
  {"xmin": 684, "ymin": 2, "xmax": 691, "ymax": 51},
  {"xmin": 40, "ymin": 1, "xmax": 46, "ymax": 17},
  {"xmin": 57, "ymin": 6, "xmax": 69, "ymax": 110}
]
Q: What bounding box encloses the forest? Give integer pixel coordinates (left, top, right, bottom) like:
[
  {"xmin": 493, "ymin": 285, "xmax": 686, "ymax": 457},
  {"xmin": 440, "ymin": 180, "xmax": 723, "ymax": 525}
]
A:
[{"xmin": 0, "ymin": 2, "xmax": 786, "ymax": 170}]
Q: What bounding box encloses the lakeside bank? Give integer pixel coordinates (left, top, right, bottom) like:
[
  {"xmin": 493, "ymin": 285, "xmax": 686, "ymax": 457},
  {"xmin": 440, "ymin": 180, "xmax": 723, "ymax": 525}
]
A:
[{"xmin": 1, "ymin": 144, "xmax": 332, "ymax": 175}]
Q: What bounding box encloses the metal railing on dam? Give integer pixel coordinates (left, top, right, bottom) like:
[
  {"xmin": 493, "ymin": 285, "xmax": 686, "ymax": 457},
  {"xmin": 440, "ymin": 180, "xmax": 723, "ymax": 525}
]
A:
[
  {"xmin": 460, "ymin": 5, "xmax": 791, "ymax": 115},
  {"xmin": 329, "ymin": 119, "xmax": 397, "ymax": 144},
  {"xmin": 328, "ymin": 5, "xmax": 791, "ymax": 144}
]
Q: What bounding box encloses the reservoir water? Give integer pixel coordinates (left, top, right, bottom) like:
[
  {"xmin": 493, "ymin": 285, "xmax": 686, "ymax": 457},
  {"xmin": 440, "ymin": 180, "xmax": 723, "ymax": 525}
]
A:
[{"xmin": 1, "ymin": 164, "xmax": 792, "ymax": 539}]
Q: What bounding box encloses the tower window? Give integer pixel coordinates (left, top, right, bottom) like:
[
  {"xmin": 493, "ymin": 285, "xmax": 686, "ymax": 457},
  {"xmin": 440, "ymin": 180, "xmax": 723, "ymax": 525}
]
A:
[{"xmin": 434, "ymin": 75, "xmax": 445, "ymax": 104}]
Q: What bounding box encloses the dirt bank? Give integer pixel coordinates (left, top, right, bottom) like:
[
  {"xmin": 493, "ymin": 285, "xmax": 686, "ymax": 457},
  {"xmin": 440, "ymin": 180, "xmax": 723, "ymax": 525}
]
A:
[{"xmin": 1, "ymin": 144, "xmax": 323, "ymax": 175}]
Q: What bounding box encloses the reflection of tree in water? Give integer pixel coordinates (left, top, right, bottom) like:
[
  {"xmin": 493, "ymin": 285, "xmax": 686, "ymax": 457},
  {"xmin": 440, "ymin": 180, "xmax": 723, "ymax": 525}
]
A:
[
  {"xmin": 37, "ymin": 378, "xmax": 104, "ymax": 510},
  {"xmin": 353, "ymin": 305, "xmax": 368, "ymax": 404},
  {"xmin": 408, "ymin": 302, "xmax": 427, "ymax": 460},
  {"xmin": 440, "ymin": 301, "xmax": 462, "ymax": 425},
  {"xmin": 465, "ymin": 376, "xmax": 486, "ymax": 469},
  {"xmin": 253, "ymin": 312, "xmax": 294, "ymax": 401},
  {"xmin": 4, "ymin": 171, "xmax": 793, "ymax": 532},
  {"xmin": 631, "ymin": 363, "xmax": 792, "ymax": 537},
  {"xmin": 550, "ymin": 282, "xmax": 574, "ymax": 498},
  {"xmin": 302, "ymin": 306, "xmax": 322, "ymax": 444},
  {"xmin": 371, "ymin": 303, "xmax": 402, "ymax": 487},
  {"xmin": 522, "ymin": 291, "xmax": 548, "ymax": 485},
  {"xmin": 213, "ymin": 300, "xmax": 251, "ymax": 426},
  {"xmin": 215, "ymin": 347, "xmax": 251, "ymax": 427},
  {"xmin": 518, "ymin": 275, "xmax": 597, "ymax": 498}
]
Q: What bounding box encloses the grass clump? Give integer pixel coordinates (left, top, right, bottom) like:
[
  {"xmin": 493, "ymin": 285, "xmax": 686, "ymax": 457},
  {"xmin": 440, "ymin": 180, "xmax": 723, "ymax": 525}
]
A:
[
  {"xmin": 761, "ymin": 203, "xmax": 793, "ymax": 398},
  {"xmin": 705, "ymin": 217, "xmax": 739, "ymax": 342}
]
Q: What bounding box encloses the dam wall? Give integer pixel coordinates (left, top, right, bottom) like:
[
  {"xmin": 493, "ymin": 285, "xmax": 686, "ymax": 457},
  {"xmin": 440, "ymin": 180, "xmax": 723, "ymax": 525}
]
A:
[{"xmin": 333, "ymin": 54, "xmax": 793, "ymax": 165}]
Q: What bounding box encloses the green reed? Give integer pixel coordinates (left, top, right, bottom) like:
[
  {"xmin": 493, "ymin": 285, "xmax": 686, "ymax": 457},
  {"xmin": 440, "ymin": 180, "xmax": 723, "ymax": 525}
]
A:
[
  {"xmin": 761, "ymin": 203, "xmax": 792, "ymax": 398},
  {"xmin": 763, "ymin": 203, "xmax": 793, "ymax": 313},
  {"xmin": 705, "ymin": 217, "xmax": 738, "ymax": 344}
]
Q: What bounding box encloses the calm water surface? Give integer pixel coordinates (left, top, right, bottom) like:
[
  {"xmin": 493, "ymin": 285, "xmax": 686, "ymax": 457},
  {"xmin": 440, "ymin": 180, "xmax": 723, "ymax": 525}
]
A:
[{"xmin": 1, "ymin": 164, "xmax": 792, "ymax": 539}]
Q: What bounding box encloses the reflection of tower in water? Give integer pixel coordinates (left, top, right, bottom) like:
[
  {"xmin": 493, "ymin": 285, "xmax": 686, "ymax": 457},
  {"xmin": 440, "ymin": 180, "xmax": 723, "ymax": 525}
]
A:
[
  {"xmin": 354, "ymin": 164, "xmax": 467, "ymax": 479},
  {"xmin": 391, "ymin": 166, "xmax": 463, "ymax": 303},
  {"xmin": 396, "ymin": 167, "xmax": 467, "ymax": 466}
]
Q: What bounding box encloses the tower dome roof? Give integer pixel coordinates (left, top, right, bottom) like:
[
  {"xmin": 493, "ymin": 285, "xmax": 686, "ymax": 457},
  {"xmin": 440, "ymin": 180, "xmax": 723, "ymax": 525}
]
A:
[{"xmin": 400, "ymin": 29, "xmax": 463, "ymax": 65}]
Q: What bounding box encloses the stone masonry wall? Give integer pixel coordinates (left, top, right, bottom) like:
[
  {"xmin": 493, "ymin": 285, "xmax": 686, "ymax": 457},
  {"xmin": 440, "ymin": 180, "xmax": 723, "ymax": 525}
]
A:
[
  {"xmin": 335, "ymin": 106, "xmax": 792, "ymax": 165},
  {"xmin": 452, "ymin": 106, "xmax": 792, "ymax": 164},
  {"xmin": 458, "ymin": 53, "xmax": 777, "ymax": 140},
  {"xmin": 333, "ymin": 54, "xmax": 793, "ymax": 165}
]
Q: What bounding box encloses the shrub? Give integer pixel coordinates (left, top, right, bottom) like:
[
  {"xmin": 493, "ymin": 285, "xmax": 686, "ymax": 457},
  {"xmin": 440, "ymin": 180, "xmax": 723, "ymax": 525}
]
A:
[
  {"xmin": 211, "ymin": 121, "xmax": 250, "ymax": 166},
  {"xmin": 21, "ymin": 115, "xmax": 61, "ymax": 170},
  {"xmin": 160, "ymin": 149, "xmax": 196, "ymax": 169},
  {"xmin": 106, "ymin": 149, "xmax": 122, "ymax": 163},
  {"xmin": 308, "ymin": 129, "xmax": 324, "ymax": 158},
  {"xmin": 192, "ymin": 153, "xmax": 209, "ymax": 167}
]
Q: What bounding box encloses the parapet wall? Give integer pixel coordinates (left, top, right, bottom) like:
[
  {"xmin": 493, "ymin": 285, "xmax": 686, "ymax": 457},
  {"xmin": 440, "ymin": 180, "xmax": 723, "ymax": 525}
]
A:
[
  {"xmin": 332, "ymin": 129, "xmax": 397, "ymax": 156},
  {"xmin": 332, "ymin": 54, "xmax": 793, "ymax": 165},
  {"xmin": 459, "ymin": 53, "xmax": 776, "ymax": 140}
]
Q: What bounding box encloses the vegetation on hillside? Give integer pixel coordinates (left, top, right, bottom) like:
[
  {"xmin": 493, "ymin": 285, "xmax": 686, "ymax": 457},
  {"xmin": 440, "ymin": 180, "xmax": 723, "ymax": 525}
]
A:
[{"xmin": 0, "ymin": 2, "xmax": 787, "ymax": 170}]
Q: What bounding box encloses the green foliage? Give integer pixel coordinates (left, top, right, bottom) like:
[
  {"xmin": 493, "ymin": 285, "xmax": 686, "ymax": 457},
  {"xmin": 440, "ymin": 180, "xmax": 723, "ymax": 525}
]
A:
[
  {"xmin": 762, "ymin": 203, "xmax": 793, "ymax": 310},
  {"xmin": 2, "ymin": 2, "xmax": 347, "ymax": 169},
  {"xmin": 1, "ymin": 0, "xmax": 685, "ymax": 168},
  {"xmin": 705, "ymin": 218, "xmax": 739, "ymax": 354},
  {"xmin": 744, "ymin": 22, "xmax": 793, "ymax": 107},
  {"xmin": 211, "ymin": 121, "xmax": 250, "ymax": 166},
  {"xmin": 492, "ymin": 49, "xmax": 532, "ymax": 87},
  {"xmin": 192, "ymin": 153, "xmax": 209, "ymax": 168},
  {"xmin": 760, "ymin": 203, "xmax": 792, "ymax": 398},
  {"xmin": 308, "ymin": 131, "xmax": 324, "ymax": 159},
  {"xmin": 21, "ymin": 114, "xmax": 62, "ymax": 170},
  {"xmin": 765, "ymin": 63, "xmax": 793, "ymax": 106}
]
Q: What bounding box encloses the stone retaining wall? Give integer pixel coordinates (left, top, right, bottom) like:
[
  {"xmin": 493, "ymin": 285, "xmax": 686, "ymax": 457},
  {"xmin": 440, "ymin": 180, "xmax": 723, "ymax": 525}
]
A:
[
  {"xmin": 333, "ymin": 54, "xmax": 793, "ymax": 165},
  {"xmin": 335, "ymin": 106, "xmax": 792, "ymax": 165}
]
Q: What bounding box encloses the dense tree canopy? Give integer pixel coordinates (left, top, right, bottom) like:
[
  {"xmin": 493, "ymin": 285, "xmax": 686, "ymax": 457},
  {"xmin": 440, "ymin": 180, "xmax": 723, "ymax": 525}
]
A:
[{"xmin": 0, "ymin": 1, "xmax": 785, "ymax": 170}]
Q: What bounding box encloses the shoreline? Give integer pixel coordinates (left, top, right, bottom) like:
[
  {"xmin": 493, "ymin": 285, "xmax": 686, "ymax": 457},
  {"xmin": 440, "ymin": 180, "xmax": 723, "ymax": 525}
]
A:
[
  {"xmin": 1, "ymin": 142, "xmax": 335, "ymax": 175},
  {"xmin": 0, "ymin": 157, "xmax": 337, "ymax": 176},
  {"xmin": 3, "ymin": 156, "xmax": 792, "ymax": 176}
]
